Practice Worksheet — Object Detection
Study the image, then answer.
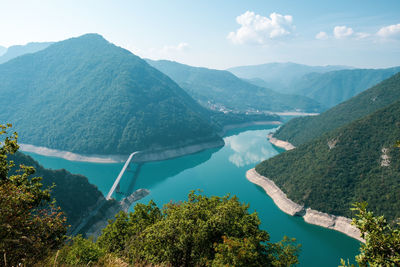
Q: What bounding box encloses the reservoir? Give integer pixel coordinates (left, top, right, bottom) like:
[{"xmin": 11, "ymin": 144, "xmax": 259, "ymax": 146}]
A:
[{"xmin": 25, "ymin": 125, "xmax": 359, "ymax": 266}]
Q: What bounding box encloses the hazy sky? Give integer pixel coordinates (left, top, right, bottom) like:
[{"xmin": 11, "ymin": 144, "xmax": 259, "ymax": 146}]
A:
[{"xmin": 1, "ymin": 0, "xmax": 399, "ymax": 69}]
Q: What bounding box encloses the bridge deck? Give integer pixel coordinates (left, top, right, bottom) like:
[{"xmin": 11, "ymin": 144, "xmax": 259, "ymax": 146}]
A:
[{"xmin": 106, "ymin": 151, "xmax": 138, "ymax": 200}]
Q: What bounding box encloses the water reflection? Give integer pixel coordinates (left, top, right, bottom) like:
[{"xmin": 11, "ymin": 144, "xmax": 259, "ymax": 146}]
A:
[
  {"xmin": 118, "ymin": 147, "xmax": 221, "ymax": 196},
  {"xmin": 225, "ymin": 130, "xmax": 279, "ymax": 167}
]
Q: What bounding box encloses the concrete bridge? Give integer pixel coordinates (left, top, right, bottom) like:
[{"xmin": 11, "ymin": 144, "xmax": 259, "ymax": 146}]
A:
[{"xmin": 106, "ymin": 151, "xmax": 139, "ymax": 200}]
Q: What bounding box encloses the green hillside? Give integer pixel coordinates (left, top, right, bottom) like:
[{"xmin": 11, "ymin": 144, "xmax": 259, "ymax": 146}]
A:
[
  {"xmin": 294, "ymin": 67, "xmax": 400, "ymax": 108},
  {"xmin": 9, "ymin": 152, "xmax": 106, "ymax": 229},
  {"xmin": 256, "ymin": 100, "xmax": 400, "ymax": 221},
  {"xmin": 274, "ymin": 72, "xmax": 400, "ymax": 146},
  {"xmin": 147, "ymin": 59, "xmax": 324, "ymax": 113},
  {"xmin": 0, "ymin": 34, "xmax": 222, "ymax": 155}
]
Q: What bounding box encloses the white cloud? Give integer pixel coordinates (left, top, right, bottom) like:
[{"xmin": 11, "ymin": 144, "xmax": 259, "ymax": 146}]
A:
[
  {"xmin": 377, "ymin": 23, "xmax": 400, "ymax": 39},
  {"xmin": 227, "ymin": 11, "xmax": 294, "ymax": 45},
  {"xmin": 315, "ymin": 31, "xmax": 328, "ymax": 40},
  {"xmin": 355, "ymin": 32, "xmax": 370, "ymax": 39},
  {"xmin": 333, "ymin": 26, "xmax": 354, "ymax": 39}
]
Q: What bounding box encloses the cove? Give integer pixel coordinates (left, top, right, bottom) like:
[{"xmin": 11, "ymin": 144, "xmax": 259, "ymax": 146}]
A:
[{"xmin": 24, "ymin": 125, "xmax": 359, "ymax": 266}]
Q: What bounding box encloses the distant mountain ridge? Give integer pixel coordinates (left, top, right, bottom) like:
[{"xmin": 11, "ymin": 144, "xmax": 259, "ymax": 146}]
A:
[
  {"xmin": 0, "ymin": 42, "xmax": 53, "ymax": 64},
  {"xmin": 146, "ymin": 59, "xmax": 324, "ymax": 113},
  {"xmin": 0, "ymin": 34, "xmax": 223, "ymax": 155},
  {"xmin": 227, "ymin": 62, "xmax": 351, "ymax": 93},
  {"xmin": 273, "ymin": 72, "xmax": 400, "ymax": 146},
  {"xmin": 294, "ymin": 67, "xmax": 400, "ymax": 108}
]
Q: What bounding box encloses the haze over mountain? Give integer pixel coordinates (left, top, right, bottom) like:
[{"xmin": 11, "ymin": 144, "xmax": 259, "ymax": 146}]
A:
[
  {"xmin": 0, "ymin": 42, "xmax": 53, "ymax": 64},
  {"xmin": 0, "ymin": 45, "xmax": 6, "ymax": 56},
  {"xmin": 146, "ymin": 59, "xmax": 324, "ymax": 113},
  {"xmin": 227, "ymin": 62, "xmax": 351, "ymax": 94},
  {"xmin": 0, "ymin": 34, "xmax": 224, "ymax": 155},
  {"xmin": 256, "ymin": 98, "xmax": 400, "ymax": 222},
  {"xmin": 273, "ymin": 72, "xmax": 400, "ymax": 146},
  {"xmin": 294, "ymin": 67, "xmax": 400, "ymax": 108}
]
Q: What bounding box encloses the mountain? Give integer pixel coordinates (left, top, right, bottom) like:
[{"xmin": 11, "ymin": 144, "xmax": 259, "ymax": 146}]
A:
[
  {"xmin": 273, "ymin": 72, "xmax": 400, "ymax": 146},
  {"xmin": 0, "ymin": 34, "xmax": 223, "ymax": 155},
  {"xmin": 227, "ymin": 62, "xmax": 350, "ymax": 93},
  {"xmin": 146, "ymin": 59, "xmax": 324, "ymax": 113},
  {"xmin": 294, "ymin": 67, "xmax": 400, "ymax": 108},
  {"xmin": 256, "ymin": 99, "xmax": 400, "ymax": 221},
  {"xmin": 0, "ymin": 45, "xmax": 6, "ymax": 56},
  {"xmin": 0, "ymin": 42, "xmax": 53, "ymax": 64}
]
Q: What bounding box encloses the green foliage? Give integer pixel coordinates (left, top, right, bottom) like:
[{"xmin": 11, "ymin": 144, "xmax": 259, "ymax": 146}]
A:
[
  {"xmin": 0, "ymin": 124, "xmax": 67, "ymax": 266},
  {"xmin": 0, "ymin": 34, "xmax": 221, "ymax": 155},
  {"xmin": 257, "ymin": 100, "xmax": 400, "ymax": 221},
  {"xmin": 96, "ymin": 191, "xmax": 300, "ymax": 266},
  {"xmin": 274, "ymin": 72, "xmax": 400, "ymax": 146},
  {"xmin": 340, "ymin": 203, "xmax": 400, "ymax": 267},
  {"xmin": 58, "ymin": 235, "xmax": 105, "ymax": 265},
  {"xmin": 8, "ymin": 152, "xmax": 104, "ymax": 229},
  {"xmin": 147, "ymin": 59, "xmax": 324, "ymax": 112}
]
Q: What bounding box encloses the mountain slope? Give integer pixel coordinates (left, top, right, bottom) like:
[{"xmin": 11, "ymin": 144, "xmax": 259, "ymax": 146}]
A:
[
  {"xmin": 146, "ymin": 59, "xmax": 324, "ymax": 112},
  {"xmin": 9, "ymin": 152, "xmax": 106, "ymax": 229},
  {"xmin": 294, "ymin": 67, "xmax": 400, "ymax": 108},
  {"xmin": 274, "ymin": 72, "xmax": 400, "ymax": 146},
  {"xmin": 0, "ymin": 42, "xmax": 53, "ymax": 64},
  {"xmin": 256, "ymin": 100, "xmax": 400, "ymax": 221},
  {"xmin": 0, "ymin": 34, "xmax": 222, "ymax": 155},
  {"xmin": 227, "ymin": 62, "xmax": 350, "ymax": 93}
]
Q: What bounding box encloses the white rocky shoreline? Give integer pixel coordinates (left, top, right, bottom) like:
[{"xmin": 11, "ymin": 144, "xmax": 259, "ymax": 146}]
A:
[
  {"xmin": 267, "ymin": 133, "xmax": 296, "ymax": 151},
  {"xmin": 246, "ymin": 168, "xmax": 364, "ymax": 242}
]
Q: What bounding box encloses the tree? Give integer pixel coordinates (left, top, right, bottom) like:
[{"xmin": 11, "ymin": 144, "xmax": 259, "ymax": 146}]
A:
[
  {"xmin": 0, "ymin": 124, "xmax": 67, "ymax": 266},
  {"xmin": 340, "ymin": 202, "xmax": 400, "ymax": 267},
  {"xmin": 98, "ymin": 191, "xmax": 300, "ymax": 266}
]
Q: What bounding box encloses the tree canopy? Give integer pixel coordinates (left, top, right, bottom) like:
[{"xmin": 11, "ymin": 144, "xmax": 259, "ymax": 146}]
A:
[
  {"xmin": 55, "ymin": 191, "xmax": 300, "ymax": 266},
  {"xmin": 0, "ymin": 124, "xmax": 67, "ymax": 266}
]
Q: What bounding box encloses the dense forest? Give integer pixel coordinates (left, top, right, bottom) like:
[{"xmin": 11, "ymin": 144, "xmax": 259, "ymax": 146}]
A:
[
  {"xmin": 0, "ymin": 34, "xmax": 224, "ymax": 155},
  {"xmin": 274, "ymin": 72, "xmax": 400, "ymax": 146},
  {"xmin": 256, "ymin": 99, "xmax": 400, "ymax": 222},
  {"xmin": 147, "ymin": 59, "xmax": 324, "ymax": 112}
]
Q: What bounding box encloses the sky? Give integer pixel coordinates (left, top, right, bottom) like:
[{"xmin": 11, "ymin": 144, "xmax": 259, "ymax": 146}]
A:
[{"xmin": 0, "ymin": 0, "xmax": 399, "ymax": 69}]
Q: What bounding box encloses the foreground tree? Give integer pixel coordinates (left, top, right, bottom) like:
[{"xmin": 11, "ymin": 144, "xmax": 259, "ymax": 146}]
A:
[
  {"xmin": 96, "ymin": 191, "xmax": 301, "ymax": 266},
  {"xmin": 0, "ymin": 124, "xmax": 67, "ymax": 266},
  {"xmin": 341, "ymin": 202, "xmax": 400, "ymax": 267}
]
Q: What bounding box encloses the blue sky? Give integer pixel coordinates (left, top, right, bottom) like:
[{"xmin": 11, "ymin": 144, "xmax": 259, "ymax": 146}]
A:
[{"xmin": 0, "ymin": 0, "xmax": 399, "ymax": 69}]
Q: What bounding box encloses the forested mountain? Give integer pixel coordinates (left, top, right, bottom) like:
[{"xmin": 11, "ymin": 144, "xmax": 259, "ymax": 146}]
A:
[
  {"xmin": 294, "ymin": 67, "xmax": 400, "ymax": 108},
  {"xmin": 146, "ymin": 59, "xmax": 324, "ymax": 113},
  {"xmin": 0, "ymin": 34, "xmax": 223, "ymax": 155},
  {"xmin": 256, "ymin": 99, "xmax": 400, "ymax": 221},
  {"xmin": 227, "ymin": 62, "xmax": 350, "ymax": 93},
  {"xmin": 9, "ymin": 152, "xmax": 106, "ymax": 229},
  {"xmin": 0, "ymin": 42, "xmax": 53, "ymax": 64},
  {"xmin": 274, "ymin": 72, "xmax": 400, "ymax": 146}
]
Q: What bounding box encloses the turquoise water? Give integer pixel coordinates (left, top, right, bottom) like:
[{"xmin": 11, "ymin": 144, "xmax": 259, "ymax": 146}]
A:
[{"xmin": 25, "ymin": 125, "xmax": 359, "ymax": 266}]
